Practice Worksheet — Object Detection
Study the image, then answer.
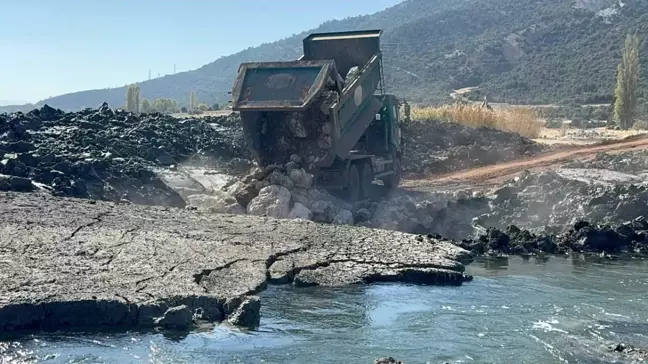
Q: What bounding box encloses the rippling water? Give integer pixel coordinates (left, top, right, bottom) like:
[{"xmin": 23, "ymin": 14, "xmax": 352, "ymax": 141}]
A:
[{"xmin": 2, "ymin": 256, "xmax": 647, "ymax": 363}]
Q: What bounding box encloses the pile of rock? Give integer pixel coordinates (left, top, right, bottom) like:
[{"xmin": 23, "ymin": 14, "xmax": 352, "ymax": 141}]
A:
[
  {"xmin": 454, "ymin": 217, "xmax": 648, "ymax": 256},
  {"xmin": 474, "ymin": 170, "xmax": 648, "ymax": 233},
  {"xmin": 566, "ymin": 149, "xmax": 648, "ymax": 175},
  {"xmin": 401, "ymin": 119, "xmax": 548, "ymax": 177},
  {"xmin": 186, "ymin": 154, "xmax": 360, "ymax": 225},
  {"xmin": 0, "ymin": 103, "xmax": 251, "ymax": 206}
]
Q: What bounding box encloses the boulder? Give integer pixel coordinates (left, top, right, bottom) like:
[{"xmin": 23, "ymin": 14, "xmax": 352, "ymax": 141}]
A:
[
  {"xmin": 186, "ymin": 194, "xmax": 228, "ymax": 210},
  {"xmin": 288, "ymin": 168, "xmax": 313, "ymax": 188},
  {"xmin": 311, "ymin": 199, "xmax": 339, "ymax": 223},
  {"xmin": 154, "ymin": 305, "xmax": 193, "ymax": 330},
  {"xmin": 247, "ymin": 185, "xmax": 292, "ymax": 219},
  {"xmin": 288, "ymin": 202, "xmax": 313, "ymax": 220},
  {"xmin": 227, "ymin": 296, "xmax": 261, "ymax": 329},
  {"xmin": 332, "ymin": 209, "xmax": 354, "ymax": 225}
]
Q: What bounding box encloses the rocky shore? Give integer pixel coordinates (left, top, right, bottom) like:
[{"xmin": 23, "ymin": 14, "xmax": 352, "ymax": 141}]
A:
[
  {"xmin": 0, "ymin": 191, "xmax": 471, "ymax": 333},
  {"xmin": 454, "ymin": 218, "xmax": 648, "ymax": 256}
]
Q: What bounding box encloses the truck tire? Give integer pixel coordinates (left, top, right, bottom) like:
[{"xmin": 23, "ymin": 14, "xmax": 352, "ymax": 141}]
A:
[
  {"xmin": 346, "ymin": 164, "xmax": 361, "ymax": 202},
  {"xmin": 382, "ymin": 157, "xmax": 401, "ymax": 189},
  {"xmin": 359, "ymin": 161, "xmax": 373, "ymax": 200}
]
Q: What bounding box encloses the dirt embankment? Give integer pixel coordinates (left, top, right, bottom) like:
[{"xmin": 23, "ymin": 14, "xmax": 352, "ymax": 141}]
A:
[
  {"xmin": 0, "ymin": 192, "xmax": 471, "ymax": 333},
  {"xmin": 0, "ymin": 104, "xmax": 251, "ymax": 206}
]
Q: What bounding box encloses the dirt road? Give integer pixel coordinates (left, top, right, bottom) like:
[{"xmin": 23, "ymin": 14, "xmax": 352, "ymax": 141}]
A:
[{"xmin": 403, "ymin": 134, "xmax": 648, "ymax": 190}]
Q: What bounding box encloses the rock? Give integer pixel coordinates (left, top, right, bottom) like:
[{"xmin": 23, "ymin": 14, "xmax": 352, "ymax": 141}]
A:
[
  {"xmin": 354, "ymin": 208, "xmax": 372, "ymax": 222},
  {"xmin": 311, "ymin": 200, "xmax": 339, "ymax": 223},
  {"xmin": 289, "ymin": 154, "xmax": 302, "ymax": 164},
  {"xmin": 227, "ymin": 296, "xmax": 261, "ymax": 329},
  {"xmin": 267, "ymin": 170, "xmax": 294, "ymax": 190},
  {"xmin": 288, "ymin": 202, "xmax": 313, "ymax": 220},
  {"xmin": 154, "ymin": 305, "xmax": 193, "ymax": 330},
  {"xmin": 226, "ymin": 181, "xmax": 246, "ymax": 196},
  {"xmin": 247, "ymin": 185, "xmax": 292, "ymax": 219},
  {"xmin": 0, "ymin": 175, "xmax": 33, "ymax": 192},
  {"xmin": 0, "ymin": 105, "xmax": 252, "ymax": 204},
  {"xmin": 288, "ymin": 168, "xmax": 313, "ymax": 188},
  {"xmin": 374, "ymin": 357, "xmax": 404, "ymax": 364},
  {"xmin": 235, "ymin": 183, "xmax": 258, "ymax": 208},
  {"xmin": 332, "ymin": 209, "xmax": 354, "ymax": 225},
  {"xmin": 186, "ymin": 194, "xmax": 228, "ymax": 210}
]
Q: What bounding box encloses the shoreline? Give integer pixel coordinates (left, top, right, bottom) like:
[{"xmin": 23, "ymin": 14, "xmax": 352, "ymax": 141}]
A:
[{"xmin": 0, "ymin": 192, "xmax": 472, "ymax": 334}]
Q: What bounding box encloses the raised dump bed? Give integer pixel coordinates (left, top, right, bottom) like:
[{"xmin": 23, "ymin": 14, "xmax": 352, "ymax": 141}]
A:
[{"xmin": 231, "ymin": 29, "xmax": 403, "ymax": 200}]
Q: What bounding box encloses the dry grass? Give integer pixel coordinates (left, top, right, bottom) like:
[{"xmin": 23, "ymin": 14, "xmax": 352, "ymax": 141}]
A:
[{"xmin": 411, "ymin": 104, "xmax": 542, "ymax": 138}]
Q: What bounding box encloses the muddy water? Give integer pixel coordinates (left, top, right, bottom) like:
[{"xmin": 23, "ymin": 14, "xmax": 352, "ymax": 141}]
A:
[{"xmin": 2, "ymin": 257, "xmax": 647, "ymax": 363}]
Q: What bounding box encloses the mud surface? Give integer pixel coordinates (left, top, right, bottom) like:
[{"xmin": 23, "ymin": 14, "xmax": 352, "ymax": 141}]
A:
[
  {"xmin": 0, "ymin": 191, "xmax": 471, "ymax": 333},
  {"xmin": 0, "ymin": 104, "xmax": 251, "ymax": 206}
]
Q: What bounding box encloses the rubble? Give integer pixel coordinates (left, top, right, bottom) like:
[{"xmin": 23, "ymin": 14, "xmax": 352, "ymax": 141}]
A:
[
  {"xmin": 401, "ymin": 119, "xmax": 549, "ymax": 177},
  {"xmin": 0, "ymin": 104, "xmax": 252, "ymax": 206},
  {"xmin": 455, "ymin": 218, "xmax": 648, "ymax": 256},
  {"xmin": 240, "ymin": 91, "xmax": 338, "ymax": 169},
  {"xmin": 474, "ymin": 169, "xmax": 648, "ymax": 233}
]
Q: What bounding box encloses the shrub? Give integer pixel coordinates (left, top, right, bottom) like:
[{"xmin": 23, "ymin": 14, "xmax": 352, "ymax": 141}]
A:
[{"xmin": 411, "ymin": 104, "xmax": 542, "ymax": 138}]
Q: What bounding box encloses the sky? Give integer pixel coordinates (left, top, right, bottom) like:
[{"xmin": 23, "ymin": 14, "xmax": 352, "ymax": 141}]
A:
[{"xmin": 0, "ymin": 0, "xmax": 403, "ymax": 103}]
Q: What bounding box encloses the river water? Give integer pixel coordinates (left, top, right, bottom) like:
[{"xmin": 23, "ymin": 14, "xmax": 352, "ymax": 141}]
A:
[{"xmin": 2, "ymin": 256, "xmax": 647, "ymax": 364}]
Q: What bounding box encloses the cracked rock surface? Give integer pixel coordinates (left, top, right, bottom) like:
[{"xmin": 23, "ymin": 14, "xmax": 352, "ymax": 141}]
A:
[{"xmin": 0, "ymin": 192, "xmax": 471, "ymax": 332}]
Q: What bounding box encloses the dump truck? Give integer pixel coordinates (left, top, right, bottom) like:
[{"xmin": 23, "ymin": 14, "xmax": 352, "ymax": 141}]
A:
[{"xmin": 230, "ymin": 29, "xmax": 402, "ymax": 201}]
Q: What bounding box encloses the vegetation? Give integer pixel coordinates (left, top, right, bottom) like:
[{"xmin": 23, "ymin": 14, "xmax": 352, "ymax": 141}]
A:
[
  {"xmin": 614, "ymin": 34, "xmax": 642, "ymax": 129},
  {"xmin": 411, "ymin": 104, "xmax": 542, "ymax": 138},
  {"xmin": 125, "ymin": 84, "xmax": 140, "ymax": 113},
  {"xmin": 189, "ymin": 91, "xmax": 197, "ymax": 112},
  {"xmin": 141, "ymin": 99, "xmax": 151, "ymax": 113}
]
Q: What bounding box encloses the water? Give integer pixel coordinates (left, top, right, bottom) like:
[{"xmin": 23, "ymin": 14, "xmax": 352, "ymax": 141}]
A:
[{"xmin": 2, "ymin": 256, "xmax": 648, "ymax": 364}]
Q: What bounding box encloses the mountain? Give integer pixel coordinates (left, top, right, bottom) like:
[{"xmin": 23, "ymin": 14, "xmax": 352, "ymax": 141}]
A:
[
  {"xmin": 0, "ymin": 100, "xmax": 28, "ymax": 106},
  {"xmin": 3, "ymin": 0, "xmax": 648, "ymax": 113}
]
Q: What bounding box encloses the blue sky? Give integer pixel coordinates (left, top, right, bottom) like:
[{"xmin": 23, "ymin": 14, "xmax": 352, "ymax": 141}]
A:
[{"xmin": 0, "ymin": 0, "xmax": 403, "ymax": 103}]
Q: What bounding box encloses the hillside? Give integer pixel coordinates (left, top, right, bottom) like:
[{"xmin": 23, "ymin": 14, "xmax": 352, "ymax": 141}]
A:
[{"xmin": 3, "ymin": 0, "xmax": 648, "ymax": 113}]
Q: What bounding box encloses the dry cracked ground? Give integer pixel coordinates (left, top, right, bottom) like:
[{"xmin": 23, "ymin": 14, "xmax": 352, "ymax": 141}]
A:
[{"xmin": 0, "ymin": 191, "xmax": 472, "ymax": 333}]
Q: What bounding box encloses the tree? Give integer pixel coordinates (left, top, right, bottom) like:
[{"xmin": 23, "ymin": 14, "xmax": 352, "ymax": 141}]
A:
[
  {"xmin": 614, "ymin": 34, "xmax": 641, "ymax": 129},
  {"xmin": 197, "ymin": 103, "xmax": 209, "ymax": 111},
  {"xmin": 141, "ymin": 99, "xmax": 151, "ymax": 113},
  {"xmin": 125, "ymin": 84, "xmax": 141, "ymax": 113},
  {"xmin": 125, "ymin": 86, "xmax": 133, "ymax": 111},
  {"xmin": 189, "ymin": 90, "xmax": 196, "ymax": 111},
  {"xmin": 212, "ymin": 103, "xmax": 220, "ymax": 111}
]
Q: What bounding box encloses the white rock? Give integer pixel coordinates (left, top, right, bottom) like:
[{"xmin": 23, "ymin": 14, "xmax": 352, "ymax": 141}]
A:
[
  {"xmin": 226, "ymin": 181, "xmax": 246, "ymax": 196},
  {"xmin": 186, "ymin": 194, "xmax": 228, "ymax": 210},
  {"xmin": 267, "ymin": 171, "xmax": 295, "ymax": 190},
  {"xmin": 332, "ymin": 209, "xmax": 354, "ymax": 225},
  {"xmin": 247, "ymin": 185, "xmax": 292, "ymax": 219},
  {"xmin": 288, "ymin": 202, "xmax": 313, "ymax": 220},
  {"xmin": 289, "ymin": 168, "xmax": 313, "ymax": 188},
  {"xmin": 311, "ymin": 200, "xmax": 339, "ymax": 222}
]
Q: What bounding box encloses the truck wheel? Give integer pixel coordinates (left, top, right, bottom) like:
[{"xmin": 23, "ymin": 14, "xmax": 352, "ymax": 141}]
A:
[
  {"xmin": 382, "ymin": 157, "xmax": 401, "ymax": 189},
  {"xmin": 360, "ymin": 161, "xmax": 373, "ymax": 200},
  {"xmin": 346, "ymin": 164, "xmax": 361, "ymax": 202}
]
